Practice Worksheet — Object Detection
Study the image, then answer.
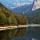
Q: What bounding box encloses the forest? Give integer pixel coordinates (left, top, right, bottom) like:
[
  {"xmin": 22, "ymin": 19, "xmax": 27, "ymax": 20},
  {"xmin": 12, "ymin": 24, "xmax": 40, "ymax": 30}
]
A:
[{"xmin": 0, "ymin": 3, "xmax": 28, "ymax": 26}]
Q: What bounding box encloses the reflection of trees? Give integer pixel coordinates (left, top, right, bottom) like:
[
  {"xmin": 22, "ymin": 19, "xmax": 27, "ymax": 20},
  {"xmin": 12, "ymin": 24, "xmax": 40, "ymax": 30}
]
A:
[{"xmin": 0, "ymin": 27, "xmax": 28, "ymax": 40}]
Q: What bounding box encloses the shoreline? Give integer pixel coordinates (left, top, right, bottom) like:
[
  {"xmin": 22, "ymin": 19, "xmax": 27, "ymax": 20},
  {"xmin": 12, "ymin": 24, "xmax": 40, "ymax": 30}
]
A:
[{"xmin": 0, "ymin": 24, "xmax": 40, "ymax": 31}]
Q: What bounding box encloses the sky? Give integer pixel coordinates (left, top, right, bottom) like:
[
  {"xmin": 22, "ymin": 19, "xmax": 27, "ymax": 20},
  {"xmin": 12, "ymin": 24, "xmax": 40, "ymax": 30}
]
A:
[{"xmin": 0, "ymin": 0, "xmax": 34, "ymax": 9}]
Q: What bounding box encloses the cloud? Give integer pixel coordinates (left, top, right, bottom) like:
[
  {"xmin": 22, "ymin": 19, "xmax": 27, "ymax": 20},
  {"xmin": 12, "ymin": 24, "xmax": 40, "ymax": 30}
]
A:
[
  {"xmin": 15, "ymin": 3, "xmax": 27, "ymax": 7},
  {"xmin": 12, "ymin": 0, "xmax": 34, "ymax": 7},
  {"xmin": 0, "ymin": 0, "xmax": 34, "ymax": 8}
]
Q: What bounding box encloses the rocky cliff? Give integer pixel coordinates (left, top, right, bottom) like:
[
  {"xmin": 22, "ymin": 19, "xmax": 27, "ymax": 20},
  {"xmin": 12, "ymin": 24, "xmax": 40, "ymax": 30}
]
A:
[{"xmin": 32, "ymin": 0, "xmax": 40, "ymax": 10}]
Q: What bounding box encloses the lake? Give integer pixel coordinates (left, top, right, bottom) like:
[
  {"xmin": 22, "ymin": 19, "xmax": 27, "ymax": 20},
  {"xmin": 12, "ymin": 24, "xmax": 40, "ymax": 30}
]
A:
[
  {"xmin": 10, "ymin": 26, "xmax": 32, "ymax": 40},
  {"xmin": 0, "ymin": 26, "xmax": 40, "ymax": 40},
  {"xmin": 32, "ymin": 27, "xmax": 40, "ymax": 40}
]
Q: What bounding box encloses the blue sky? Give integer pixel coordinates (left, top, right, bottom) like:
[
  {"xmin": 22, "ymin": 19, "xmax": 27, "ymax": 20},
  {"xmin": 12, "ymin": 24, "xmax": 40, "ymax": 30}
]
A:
[{"xmin": 0, "ymin": 0, "xmax": 34, "ymax": 9}]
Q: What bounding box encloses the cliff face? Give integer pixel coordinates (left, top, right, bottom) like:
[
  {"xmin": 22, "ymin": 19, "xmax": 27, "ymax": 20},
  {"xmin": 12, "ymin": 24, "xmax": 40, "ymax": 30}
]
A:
[
  {"xmin": 35, "ymin": 0, "xmax": 40, "ymax": 9},
  {"xmin": 32, "ymin": 0, "xmax": 40, "ymax": 10}
]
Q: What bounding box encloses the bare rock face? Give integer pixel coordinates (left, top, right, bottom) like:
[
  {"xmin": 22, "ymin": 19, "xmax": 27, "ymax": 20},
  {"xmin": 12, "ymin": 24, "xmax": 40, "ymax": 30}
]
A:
[
  {"xmin": 32, "ymin": 0, "xmax": 40, "ymax": 10},
  {"xmin": 35, "ymin": 0, "xmax": 40, "ymax": 9}
]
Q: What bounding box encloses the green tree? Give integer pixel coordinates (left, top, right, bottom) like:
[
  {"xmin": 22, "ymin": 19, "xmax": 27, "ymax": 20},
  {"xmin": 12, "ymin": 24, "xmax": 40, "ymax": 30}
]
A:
[
  {"xmin": 0, "ymin": 13, "xmax": 7, "ymax": 26},
  {"xmin": 16, "ymin": 15, "xmax": 28, "ymax": 25},
  {"xmin": 32, "ymin": 13, "xmax": 40, "ymax": 24},
  {"xmin": 7, "ymin": 14, "xmax": 17, "ymax": 25}
]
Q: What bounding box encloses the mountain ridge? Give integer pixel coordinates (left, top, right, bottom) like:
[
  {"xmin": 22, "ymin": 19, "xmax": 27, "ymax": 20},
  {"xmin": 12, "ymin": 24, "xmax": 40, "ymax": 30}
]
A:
[{"xmin": 12, "ymin": 4, "xmax": 32, "ymax": 13}]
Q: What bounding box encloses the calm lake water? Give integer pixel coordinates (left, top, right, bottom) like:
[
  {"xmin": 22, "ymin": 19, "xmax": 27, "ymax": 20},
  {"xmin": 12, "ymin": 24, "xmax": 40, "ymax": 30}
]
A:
[
  {"xmin": 32, "ymin": 27, "xmax": 40, "ymax": 40},
  {"xmin": 11, "ymin": 26, "xmax": 32, "ymax": 40},
  {"xmin": 0, "ymin": 26, "xmax": 40, "ymax": 40}
]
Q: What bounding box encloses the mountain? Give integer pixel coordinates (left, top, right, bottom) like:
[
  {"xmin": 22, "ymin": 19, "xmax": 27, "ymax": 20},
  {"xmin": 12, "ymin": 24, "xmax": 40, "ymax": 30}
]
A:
[
  {"xmin": 32, "ymin": 8, "xmax": 40, "ymax": 15},
  {"xmin": 0, "ymin": 3, "xmax": 9, "ymax": 11},
  {"xmin": 0, "ymin": 3, "xmax": 13, "ymax": 17},
  {"xmin": 24, "ymin": 8, "xmax": 40, "ymax": 17},
  {"xmin": 36, "ymin": 0, "xmax": 40, "ymax": 9},
  {"xmin": 33, "ymin": 8, "xmax": 40, "ymax": 13},
  {"xmin": 12, "ymin": 0, "xmax": 40, "ymax": 16},
  {"xmin": 0, "ymin": 3, "xmax": 24, "ymax": 16},
  {"xmin": 12, "ymin": 4, "xmax": 33, "ymax": 16},
  {"xmin": 27, "ymin": 8, "xmax": 40, "ymax": 24},
  {"xmin": 32, "ymin": 0, "xmax": 40, "ymax": 11},
  {"xmin": 29, "ymin": 8, "xmax": 40, "ymax": 17}
]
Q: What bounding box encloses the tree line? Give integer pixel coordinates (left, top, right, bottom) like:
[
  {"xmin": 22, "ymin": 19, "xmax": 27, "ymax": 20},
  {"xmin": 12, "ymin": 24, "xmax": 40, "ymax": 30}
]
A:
[
  {"xmin": 0, "ymin": 13, "xmax": 28, "ymax": 26},
  {"xmin": 28, "ymin": 12, "xmax": 40, "ymax": 24}
]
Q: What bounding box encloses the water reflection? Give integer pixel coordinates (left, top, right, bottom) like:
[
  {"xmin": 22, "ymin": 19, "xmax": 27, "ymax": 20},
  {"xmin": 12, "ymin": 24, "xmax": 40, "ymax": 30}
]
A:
[
  {"xmin": 0, "ymin": 26, "xmax": 40, "ymax": 40},
  {"xmin": 11, "ymin": 27, "xmax": 32, "ymax": 40},
  {"xmin": 0, "ymin": 27, "xmax": 32, "ymax": 40},
  {"xmin": 32, "ymin": 38, "xmax": 37, "ymax": 40},
  {"xmin": 32, "ymin": 27, "xmax": 40, "ymax": 40}
]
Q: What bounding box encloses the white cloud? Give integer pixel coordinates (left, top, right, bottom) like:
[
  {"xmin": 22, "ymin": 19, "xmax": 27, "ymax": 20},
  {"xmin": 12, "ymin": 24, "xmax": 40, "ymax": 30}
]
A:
[{"xmin": 0, "ymin": 0, "xmax": 34, "ymax": 9}]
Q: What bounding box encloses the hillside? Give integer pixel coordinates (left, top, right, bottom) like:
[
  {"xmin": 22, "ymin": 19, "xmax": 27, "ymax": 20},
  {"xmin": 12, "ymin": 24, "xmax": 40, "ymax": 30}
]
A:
[
  {"xmin": 28, "ymin": 8, "xmax": 40, "ymax": 24},
  {"xmin": 12, "ymin": 4, "xmax": 33, "ymax": 17},
  {"xmin": 0, "ymin": 3, "xmax": 28, "ymax": 26},
  {"xmin": 32, "ymin": 8, "xmax": 40, "ymax": 14}
]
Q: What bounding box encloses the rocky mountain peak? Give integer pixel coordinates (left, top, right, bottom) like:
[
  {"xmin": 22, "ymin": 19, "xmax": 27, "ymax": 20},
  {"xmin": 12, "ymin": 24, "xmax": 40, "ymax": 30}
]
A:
[{"xmin": 32, "ymin": 0, "xmax": 40, "ymax": 10}]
